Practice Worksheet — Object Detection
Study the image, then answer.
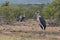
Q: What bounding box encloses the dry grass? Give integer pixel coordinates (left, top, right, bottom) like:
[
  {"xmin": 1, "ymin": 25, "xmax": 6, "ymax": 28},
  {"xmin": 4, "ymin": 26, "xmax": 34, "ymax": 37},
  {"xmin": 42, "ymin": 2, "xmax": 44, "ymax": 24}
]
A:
[{"xmin": 0, "ymin": 20, "xmax": 60, "ymax": 40}]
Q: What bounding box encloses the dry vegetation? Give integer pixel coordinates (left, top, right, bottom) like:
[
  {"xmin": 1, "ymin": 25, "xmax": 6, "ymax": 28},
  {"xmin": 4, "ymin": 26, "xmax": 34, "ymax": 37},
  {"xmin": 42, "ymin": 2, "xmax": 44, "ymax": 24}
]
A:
[{"xmin": 0, "ymin": 19, "xmax": 60, "ymax": 40}]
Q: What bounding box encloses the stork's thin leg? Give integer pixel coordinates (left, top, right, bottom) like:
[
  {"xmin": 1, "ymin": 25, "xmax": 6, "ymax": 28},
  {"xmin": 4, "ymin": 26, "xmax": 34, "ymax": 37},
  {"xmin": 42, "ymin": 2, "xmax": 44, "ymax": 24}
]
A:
[
  {"xmin": 41, "ymin": 30, "xmax": 46, "ymax": 38},
  {"xmin": 44, "ymin": 26, "xmax": 46, "ymax": 30}
]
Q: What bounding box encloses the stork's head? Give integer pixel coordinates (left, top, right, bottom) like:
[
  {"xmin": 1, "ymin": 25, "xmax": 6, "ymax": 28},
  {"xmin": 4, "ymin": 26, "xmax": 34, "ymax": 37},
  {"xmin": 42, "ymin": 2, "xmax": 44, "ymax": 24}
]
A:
[
  {"xmin": 33, "ymin": 11, "xmax": 40, "ymax": 18},
  {"xmin": 35, "ymin": 11, "xmax": 40, "ymax": 16}
]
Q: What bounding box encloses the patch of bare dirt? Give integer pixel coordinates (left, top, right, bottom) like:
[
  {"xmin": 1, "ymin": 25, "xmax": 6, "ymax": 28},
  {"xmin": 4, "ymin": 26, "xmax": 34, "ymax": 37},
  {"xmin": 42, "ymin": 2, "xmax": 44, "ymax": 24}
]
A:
[{"xmin": 0, "ymin": 19, "xmax": 60, "ymax": 39}]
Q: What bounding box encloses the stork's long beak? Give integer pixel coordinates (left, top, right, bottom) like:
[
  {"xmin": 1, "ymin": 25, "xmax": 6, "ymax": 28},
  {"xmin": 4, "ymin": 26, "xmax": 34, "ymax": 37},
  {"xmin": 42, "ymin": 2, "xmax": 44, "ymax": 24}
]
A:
[{"xmin": 32, "ymin": 13, "xmax": 36, "ymax": 18}]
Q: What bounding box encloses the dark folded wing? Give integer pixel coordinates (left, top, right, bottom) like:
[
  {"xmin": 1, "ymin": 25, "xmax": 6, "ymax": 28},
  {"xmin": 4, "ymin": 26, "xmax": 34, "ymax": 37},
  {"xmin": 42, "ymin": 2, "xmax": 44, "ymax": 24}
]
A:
[{"xmin": 39, "ymin": 17, "xmax": 46, "ymax": 27}]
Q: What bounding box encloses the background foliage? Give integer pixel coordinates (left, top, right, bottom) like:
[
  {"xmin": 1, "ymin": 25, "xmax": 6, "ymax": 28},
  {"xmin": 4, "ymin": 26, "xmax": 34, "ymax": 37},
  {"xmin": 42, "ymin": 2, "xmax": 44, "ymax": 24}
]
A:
[{"xmin": 0, "ymin": 0, "xmax": 60, "ymax": 26}]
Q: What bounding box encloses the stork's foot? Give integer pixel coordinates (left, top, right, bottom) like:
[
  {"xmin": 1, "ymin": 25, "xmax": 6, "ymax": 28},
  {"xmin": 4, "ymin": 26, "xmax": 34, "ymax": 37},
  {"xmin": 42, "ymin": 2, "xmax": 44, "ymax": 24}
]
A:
[
  {"xmin": 39, "ymin": 31, "xmax": 46, "ymax": 38},
  {"xmin": 40, "ymin": 33, "xmax": 46, "ymax": 38}
]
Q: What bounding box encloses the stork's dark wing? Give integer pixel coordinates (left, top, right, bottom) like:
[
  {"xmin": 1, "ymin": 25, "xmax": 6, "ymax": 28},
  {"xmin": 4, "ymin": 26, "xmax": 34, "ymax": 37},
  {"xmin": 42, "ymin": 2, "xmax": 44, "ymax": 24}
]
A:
[
  {"xmin": 39, "ymin": 17, "xmax": 46, "ymax": 30},
  {"xmin": 20, "ymin": 16, "xmax": 25, "ymax": 22}
]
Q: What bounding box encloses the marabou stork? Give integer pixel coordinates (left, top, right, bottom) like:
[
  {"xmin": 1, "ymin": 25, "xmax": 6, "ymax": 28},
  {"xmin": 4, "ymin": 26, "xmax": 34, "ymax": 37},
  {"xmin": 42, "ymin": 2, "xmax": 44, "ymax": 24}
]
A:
[
  {"xmin": 17, "ymin": 13, "xmax": 25, "ymax": 22},
  {"xmin": 19, "ymin": 13, "xmax": 25, "ymax": 22},
  {"xmin": 34, "ymin": 11, "xmax": 46, "ymax": 30}
]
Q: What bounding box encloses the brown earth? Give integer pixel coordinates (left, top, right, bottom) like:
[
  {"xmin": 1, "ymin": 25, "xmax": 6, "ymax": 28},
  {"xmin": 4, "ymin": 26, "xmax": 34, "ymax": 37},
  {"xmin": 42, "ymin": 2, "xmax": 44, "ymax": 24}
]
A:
[{"xmin": 0, "ymin": 19, "xmax": 60, "ymax": 39}]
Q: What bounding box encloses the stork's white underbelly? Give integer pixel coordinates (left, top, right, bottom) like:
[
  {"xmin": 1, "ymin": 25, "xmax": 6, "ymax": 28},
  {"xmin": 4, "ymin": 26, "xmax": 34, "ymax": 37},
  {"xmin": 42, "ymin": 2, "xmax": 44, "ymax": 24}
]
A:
[
  {"xmin": 37, "ymin": 17, "xmax": 39, "ymax": 21},
  {"xmin": 37, "ymin": 16, "xmax": 41, "ymax": 21},
  {"xmin": 37, "ymin": 16, "xmax": 42, "ymax": 25}
]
